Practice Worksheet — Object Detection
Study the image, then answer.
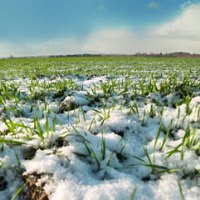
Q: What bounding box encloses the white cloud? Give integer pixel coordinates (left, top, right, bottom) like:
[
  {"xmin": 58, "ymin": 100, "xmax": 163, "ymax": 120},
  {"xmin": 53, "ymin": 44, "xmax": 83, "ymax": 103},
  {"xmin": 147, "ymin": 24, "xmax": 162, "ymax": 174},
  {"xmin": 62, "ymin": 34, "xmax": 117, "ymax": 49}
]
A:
[
  {"xmin": 83, "ymin": 3, "xmax": 200, "ymax": 54},
  {"xmin": 97, "ymin": 4, "xmax": 106, "ymax": 12},
  {"xmin": 147, "ymin": 1, "xmax": 160, "ymax": 9},
  {"xmin": 155, "ymin": 4, "xmax": 200, "ymax": 41},
  {"xmin": 83, "ymin": 28, "xmax": 135, "ymax": 54},
  {"xmin": 132, "ymin": 36, "xmax": 200, "ymax": 54},
  {"xmin": 0, "ymin": 4, "xmax": 200, "ymax": 57},
  {"xmin": 0, "ymin": 38, "xmax": 85, "ymax": 57},
  {"xmin": 180, "ymin": 1, "xmax": 192, "ymax": 10}
]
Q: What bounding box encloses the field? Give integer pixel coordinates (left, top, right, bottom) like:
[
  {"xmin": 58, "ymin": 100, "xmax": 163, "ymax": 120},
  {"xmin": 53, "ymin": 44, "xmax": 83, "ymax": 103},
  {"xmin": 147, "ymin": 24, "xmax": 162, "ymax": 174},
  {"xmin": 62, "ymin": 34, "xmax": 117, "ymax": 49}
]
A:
[{"xmin": 0, "ymin": 56, "xmax": 200, "ymax": 200}]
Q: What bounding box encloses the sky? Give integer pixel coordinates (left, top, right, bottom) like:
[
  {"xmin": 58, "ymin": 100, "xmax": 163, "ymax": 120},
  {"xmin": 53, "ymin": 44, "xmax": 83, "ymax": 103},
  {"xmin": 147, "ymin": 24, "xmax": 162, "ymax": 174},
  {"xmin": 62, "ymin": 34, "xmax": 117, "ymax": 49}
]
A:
[{"xmin": 0, "ymin": 0, "xmax": 200, "ymax": 57}]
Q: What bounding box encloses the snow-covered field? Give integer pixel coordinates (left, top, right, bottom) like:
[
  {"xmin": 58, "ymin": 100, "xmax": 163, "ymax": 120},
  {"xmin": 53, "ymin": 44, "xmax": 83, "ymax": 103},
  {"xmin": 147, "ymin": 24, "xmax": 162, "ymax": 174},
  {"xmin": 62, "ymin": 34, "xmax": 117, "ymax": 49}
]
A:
[{"xmin": 0, "ymin": 57, "xmax": 200, "ymax": 200}]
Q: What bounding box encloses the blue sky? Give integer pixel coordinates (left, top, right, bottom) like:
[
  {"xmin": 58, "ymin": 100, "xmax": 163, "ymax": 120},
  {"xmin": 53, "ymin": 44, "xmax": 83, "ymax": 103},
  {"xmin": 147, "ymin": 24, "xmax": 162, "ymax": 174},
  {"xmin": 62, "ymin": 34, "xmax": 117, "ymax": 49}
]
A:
[{"xmin": 0, "ymin": 0, "xmax": 200, "ymax": 56}]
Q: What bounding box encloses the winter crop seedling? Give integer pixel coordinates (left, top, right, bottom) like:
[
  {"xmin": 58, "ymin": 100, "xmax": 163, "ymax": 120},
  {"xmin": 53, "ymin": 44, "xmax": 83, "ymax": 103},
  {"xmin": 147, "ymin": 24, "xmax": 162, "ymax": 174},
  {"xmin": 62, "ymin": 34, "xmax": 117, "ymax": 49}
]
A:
[
  {"xmin": 178, "ymin": 180, "xmax": 185, "ymax": 200},
  {"xmin": 0, "ymin": 56, "xmax": 200, "ymax": 199}
]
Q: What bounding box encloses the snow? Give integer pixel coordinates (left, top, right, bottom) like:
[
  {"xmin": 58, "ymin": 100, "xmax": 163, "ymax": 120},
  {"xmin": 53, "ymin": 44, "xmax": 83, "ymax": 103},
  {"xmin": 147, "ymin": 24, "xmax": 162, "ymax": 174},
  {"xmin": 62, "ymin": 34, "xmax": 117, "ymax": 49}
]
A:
[{"xmin": 0, "ymin": 73, "xmax": 200, "ymax": 200}]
